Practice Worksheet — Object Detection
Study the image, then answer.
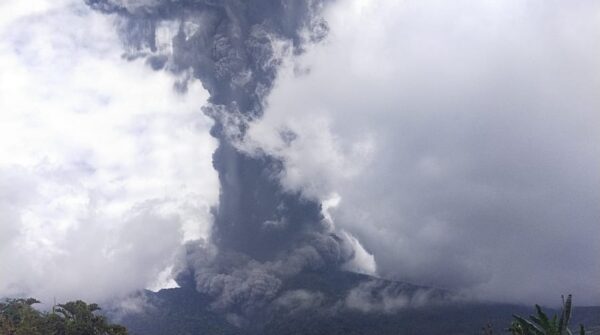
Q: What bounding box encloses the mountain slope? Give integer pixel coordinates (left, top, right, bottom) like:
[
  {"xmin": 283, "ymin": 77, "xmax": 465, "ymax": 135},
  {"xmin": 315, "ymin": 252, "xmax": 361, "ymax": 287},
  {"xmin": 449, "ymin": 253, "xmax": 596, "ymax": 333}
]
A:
[{"xmin": 118, "ymin": 270, "xmax": 599, "ymax": 335}]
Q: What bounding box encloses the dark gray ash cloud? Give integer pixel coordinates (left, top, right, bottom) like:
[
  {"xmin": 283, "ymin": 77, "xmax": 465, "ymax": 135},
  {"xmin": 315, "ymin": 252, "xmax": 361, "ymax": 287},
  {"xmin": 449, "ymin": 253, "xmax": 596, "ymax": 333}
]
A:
[{"xmin": 84, "ymin": 0, "xmax": 364, "ymax": 312}]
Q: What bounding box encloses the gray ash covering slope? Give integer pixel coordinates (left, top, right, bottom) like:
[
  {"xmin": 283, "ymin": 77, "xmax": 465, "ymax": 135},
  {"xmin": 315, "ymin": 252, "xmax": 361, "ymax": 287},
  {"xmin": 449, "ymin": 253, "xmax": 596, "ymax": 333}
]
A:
[
  {"xmin": 86, "ymin": 0, "xmax": 356, "ymax": 314},
  {"xmin": 121, "ymin": 270, "xmax": 454, "ymax": 334}
]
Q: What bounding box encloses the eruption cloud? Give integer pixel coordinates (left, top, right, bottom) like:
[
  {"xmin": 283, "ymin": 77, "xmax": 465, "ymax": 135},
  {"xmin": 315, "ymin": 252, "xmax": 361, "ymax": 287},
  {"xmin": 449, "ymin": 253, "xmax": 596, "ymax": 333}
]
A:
[{"xmin": 85, "ymin": 0, "xmax": 364, "ymax": 312}]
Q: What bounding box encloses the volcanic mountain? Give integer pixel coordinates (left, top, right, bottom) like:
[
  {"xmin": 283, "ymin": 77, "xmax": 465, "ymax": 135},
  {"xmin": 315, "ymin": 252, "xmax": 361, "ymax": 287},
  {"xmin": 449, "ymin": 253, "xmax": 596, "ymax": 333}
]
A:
[{"xmin": 118, "ymin": 270, "xmax": 600, "ymax": 335}]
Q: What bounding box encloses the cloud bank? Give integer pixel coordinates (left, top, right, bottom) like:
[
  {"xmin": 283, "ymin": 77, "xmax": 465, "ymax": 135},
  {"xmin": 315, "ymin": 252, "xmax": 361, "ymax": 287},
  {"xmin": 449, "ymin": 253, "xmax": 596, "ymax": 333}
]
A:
[
  {"xmin": 0, "ymin": 0, "xmax": 218, "ymax": 303},
  {"xmin": 244, "ymin": 0, "xmax": 600, "ymax": 305}
]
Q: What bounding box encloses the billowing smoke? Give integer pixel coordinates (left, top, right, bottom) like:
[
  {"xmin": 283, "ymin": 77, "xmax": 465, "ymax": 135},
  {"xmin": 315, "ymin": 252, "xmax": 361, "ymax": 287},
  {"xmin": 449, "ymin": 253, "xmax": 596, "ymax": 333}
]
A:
[
  {"xmin": 344, "ymin": 280, "xmax": 444, "ymax": 314},
  {"xmin": 84, "ymin": 0, "xmax": 364, "ymax": 312},
  {"xmin": 243, "ymin": 0, "xmax": 600, "ymax": 306}
]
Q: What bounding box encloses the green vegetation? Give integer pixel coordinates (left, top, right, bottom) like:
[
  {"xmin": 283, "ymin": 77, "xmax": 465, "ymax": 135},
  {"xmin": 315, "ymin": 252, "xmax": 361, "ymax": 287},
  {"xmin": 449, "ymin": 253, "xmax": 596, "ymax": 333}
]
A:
[
  {"xmin": 509, "ymin": 295, "xmax": 586, "ymax": 335},
  {"xmin": 3, "ymin": 290, "xmax": 593, "ymax": 335},
  {"xmin": 0, "ymin": 298, "xmax": 128, "ymax": 335}
]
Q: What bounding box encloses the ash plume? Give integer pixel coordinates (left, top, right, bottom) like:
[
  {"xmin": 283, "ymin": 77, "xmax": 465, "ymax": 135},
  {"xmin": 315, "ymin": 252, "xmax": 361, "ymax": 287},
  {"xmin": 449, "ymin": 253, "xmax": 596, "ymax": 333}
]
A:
[{"xmin": 85, "ymin": 0, "xmax": 354, "ymax": 312}]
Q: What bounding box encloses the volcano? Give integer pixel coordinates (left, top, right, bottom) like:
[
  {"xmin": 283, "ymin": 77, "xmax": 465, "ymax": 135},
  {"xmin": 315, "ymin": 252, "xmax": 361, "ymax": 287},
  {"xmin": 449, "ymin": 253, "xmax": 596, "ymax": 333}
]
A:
[{"xmin": 118, "ymin": 270, "xmax": 600, "ymax": 335}]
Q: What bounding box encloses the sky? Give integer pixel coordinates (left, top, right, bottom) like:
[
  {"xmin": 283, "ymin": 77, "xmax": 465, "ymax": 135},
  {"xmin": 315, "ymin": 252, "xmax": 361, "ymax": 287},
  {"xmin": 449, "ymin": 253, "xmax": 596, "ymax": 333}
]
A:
[
  {"xmin": 0, "ymin": 0, "xmax": 218, "ymax": 303},
  {"xmin": 1, "ymin": 0, "xmax": 599, "ymax": 307}
]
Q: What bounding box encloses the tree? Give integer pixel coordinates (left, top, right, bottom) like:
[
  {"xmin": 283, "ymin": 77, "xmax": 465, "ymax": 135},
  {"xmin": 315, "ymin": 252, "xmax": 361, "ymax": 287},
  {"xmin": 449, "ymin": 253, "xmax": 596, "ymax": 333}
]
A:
[
  {"xmin": 0, "ymin": 298, "xmax": 46, "ymax": 335},
  {"xmin": 508, "ymin": 295, "xmax": 586, "ymax": 335},
  {"xmin": 0, "ymin": 298, "xmax": 128, "ymax": 335}
]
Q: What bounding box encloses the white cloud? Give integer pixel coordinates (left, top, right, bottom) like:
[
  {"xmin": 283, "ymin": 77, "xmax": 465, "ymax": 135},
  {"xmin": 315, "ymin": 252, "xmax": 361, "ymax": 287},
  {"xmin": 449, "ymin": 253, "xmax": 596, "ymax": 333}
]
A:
[
  {"xmin": 341, "ymin": 231, "xmax": 377, "ymax": 276},
  {"xmin": 245, "ymin": 0, "xmax": 600, "ymax": 305},
  {"xmin": 0, "ymin": 1, "xmax": 218, "ymax": 303}
]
